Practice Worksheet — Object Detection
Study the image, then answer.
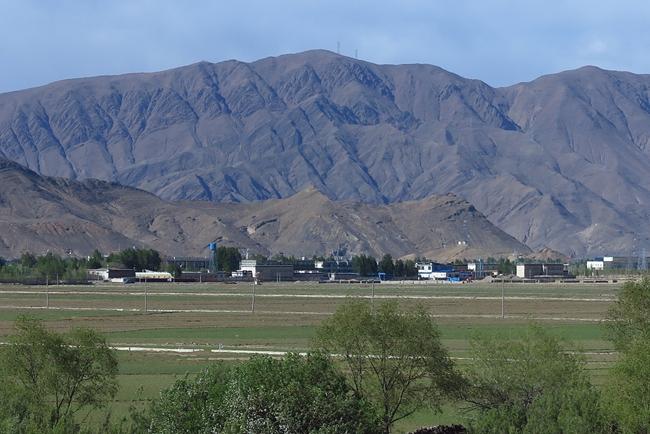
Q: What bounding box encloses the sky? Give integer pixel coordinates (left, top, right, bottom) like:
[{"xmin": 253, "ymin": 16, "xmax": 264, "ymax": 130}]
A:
[{"xmin": 2, "ymin": 0, "xmax": 650, "ymax": 93}]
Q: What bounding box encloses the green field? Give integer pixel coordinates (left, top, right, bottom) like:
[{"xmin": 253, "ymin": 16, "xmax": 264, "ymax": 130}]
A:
[{"xmin": 0, "ymin": 280, "xmax": 621, "ymax": 432}]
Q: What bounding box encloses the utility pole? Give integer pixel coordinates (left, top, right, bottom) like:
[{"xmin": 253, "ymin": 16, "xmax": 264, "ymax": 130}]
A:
[
  {"xmin": 144, "ymin": 286, "xmax": 148, "ymax": 313},
  {"xmin": 501, "ymin": 278, "xmax": 505, "ymax": 319},
  {"xmin": 251, "ymin": 282, "xmax": 256, "ymax": 313}
]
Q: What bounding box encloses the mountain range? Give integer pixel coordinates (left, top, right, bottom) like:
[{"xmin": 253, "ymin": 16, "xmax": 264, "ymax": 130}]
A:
[
  {"xmin": 1, "ymin": 50, "xmax": 650, "ymax": 256},
  {"xmin": 0, "ymin": 158, "xmax": 528, "ymax": 260}
]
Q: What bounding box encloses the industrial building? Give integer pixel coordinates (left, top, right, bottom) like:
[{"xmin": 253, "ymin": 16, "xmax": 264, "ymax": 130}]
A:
[
  {"xmin": 416, "ymin": 262, "xmax": 454, "ymax": 280},
  {"xmin": 314, "ymin": 260, "xmax": 354, "ymax": 274},
  {"xmin": 586, "ymin": 256, "xmax": 646, "ymax": 271},
  {"xmin": 516, "ymin": 263, "xmax": 568, "ymax": 279},
  {"xmin": 238, "ymin": 260, "xmax": 294, "ymax": 281},
  {"xmin": 467, "ymin": 262, "xmax": 500, "ymax": 277}
]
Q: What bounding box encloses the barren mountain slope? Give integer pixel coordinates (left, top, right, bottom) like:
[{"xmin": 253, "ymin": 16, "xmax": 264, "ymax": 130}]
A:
[
  {"xmin": 1, "ymin": 51, "xmax": 649, "ymax": 255},
  {"xmin": 0, "ymin": 159, "xmax": 529, "ymax": 260}
]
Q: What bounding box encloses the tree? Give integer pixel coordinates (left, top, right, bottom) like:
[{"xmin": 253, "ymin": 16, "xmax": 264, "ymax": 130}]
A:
[
  {"xmin": 378, "ymin": 254, "xmax": 395, "ymax": 276},
  {"xmin": 86, "ymin": 249, "xmax": 104, "ymax": 269},
  {"xmin": 497, "ymin": 258, "xmax": 515, "ymax": 275},
  {"xmin": 315, "ymin": 301, "xmax": 461, "ymax": 434},
  {"xmin": 20, "ymin": 252, "xmax": 37, "ymax": 269},
  {"xmin": 352, "ymin": 254, "xmax": 378, "ymax": 277},
  {"xmin": 117, "ymin": 248, "xmax": 161, "ymax": 271},
  {"xmin": 165, "ymin": 263, "xmax": 183, "ymax": 279},
  {"xmin": 464, "ymin": 325, "xmax": 607, "ymax": 434},
  {"xmin": 225, "ymin": 353, "xmax": 378, "ymax": 433},
  {"xmin": 404, "ymin": 259, "xmax": 418, "ymax": 277},
  {"xmin": 148, "ymin": 353, "xmax": 379, "ymax": 433},
  {"xmin": 394, "ymin": 259, "xmax": 405, "ymax": 277},
  {"xmin": 149, "ymin": 363, "xmax": 232, "ymax": 433},
  {"xmin": 216, "ymin": 246, "xmax": 242, "ymax": 273},
  {"xmin": 604, "ymin": 278, "xmax": 650, "ymax": 431},
  {"xmin": 0, "ymin": 317, "xmax": 118, "ymax": 432},
  {"xmin": 605, "ymin": 339, "xmax": 650, "ymax": 432},
  {"xmin": 606, "ymin": 277, "xmax": 650, "ymax": 351},
  {"xmin": 35, "ymin": 252, "xmax": 66, "ymax": 278}
]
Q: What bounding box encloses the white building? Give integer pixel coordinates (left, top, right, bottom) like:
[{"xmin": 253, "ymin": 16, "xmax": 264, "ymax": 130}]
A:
[
  {"xmin": 87, "ymin": 268, "xmax": 135, "ymax": 281},
  {"xmin": 586, "ymin": 261, "xmax": 604, "ymax": 270},
  {"xmin": 238, "ymin": 260, "xmax": 294, "ymax": 281},
  {"xmin": 416, "ymin": 262, "xmax": 453, "ymax": 280},
  {"xmin": 587, "ymin": 257, "xmax": 614, "ymax": 270}
]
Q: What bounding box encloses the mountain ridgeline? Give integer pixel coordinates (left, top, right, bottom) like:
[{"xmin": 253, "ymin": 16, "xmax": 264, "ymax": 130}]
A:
[{"xmin": 1, "ymin": 50, "xmax": 650, "ymax": 256}]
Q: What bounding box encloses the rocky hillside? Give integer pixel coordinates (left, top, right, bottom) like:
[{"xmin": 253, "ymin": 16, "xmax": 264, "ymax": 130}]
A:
[
  {"xmin": 0, "ymin": 159, "xmax": 529, "ymax": 260},
  {"xmin": 1, "ymin": 51, "xmax": 649, "ymax": 255}
]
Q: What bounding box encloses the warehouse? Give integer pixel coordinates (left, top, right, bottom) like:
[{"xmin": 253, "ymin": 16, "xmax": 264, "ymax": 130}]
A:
[
  {"xmin": 516, "ymin": 263, "xmax": 568, "ymax": 279},
  {"xmin": 238, "ymin": 259, "xmax": 294, "ymax": 281}
]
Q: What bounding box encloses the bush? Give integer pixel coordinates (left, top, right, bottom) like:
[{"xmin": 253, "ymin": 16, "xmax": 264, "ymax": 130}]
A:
[
  {"xmin": 148, "ymin": 352, "xmax": 379, "ymax": 434},
  {"xmin": 464, "ymin": 325, "xmax": 607, "ymax": 434}
]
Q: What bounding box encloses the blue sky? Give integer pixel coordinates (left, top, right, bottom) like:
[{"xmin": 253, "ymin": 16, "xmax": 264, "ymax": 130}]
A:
[{"xmin": 1, "ymin": 0, "xmax": 649, "ymax": 93}]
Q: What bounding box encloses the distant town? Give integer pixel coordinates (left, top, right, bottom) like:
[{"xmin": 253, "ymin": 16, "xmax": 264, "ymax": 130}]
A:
[{"xmin": 1, "ymin": 246, "xmax": 644, "ymax": 286}]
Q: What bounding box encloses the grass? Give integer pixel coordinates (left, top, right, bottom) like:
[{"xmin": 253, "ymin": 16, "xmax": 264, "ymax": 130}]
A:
[
  {"xmin": 0, "ymin": 308, "xmax": 135, "ymax": 321},
  {"xmin": 106, "ymin": 324, "xmax": 317, "ymax": 349},
  {"xmin": 0, "ymin": 280, "xmax": 623, "ymax": 431}
]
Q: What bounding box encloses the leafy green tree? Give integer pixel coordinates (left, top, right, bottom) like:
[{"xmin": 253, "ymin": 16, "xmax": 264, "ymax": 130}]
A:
[
  {"xmin": 0, "ymin": 256, "xmax": 5, "ymax": 267},
  {"xmin": 606, "ymin": 278, "xmax": 650, "ymax": 351},
  {"xmin": 464, "ymin": 325, "xmax": 607, "ymax": 434},
  {"xmin": 225, "ymin": 353, "xmax": 378, "ymax": 433},
  {"xmin": 20, "ymin": 252, "xmax": 37, "ymax": 268},
  {"xmin": 378, "ymin": 254, "xmax": 395, "ymax": 276},
  {"xmin": 352, "ymin": 254, "xmax": 378, "ymax": 277},
  {"xmin": 0, "ymin": 317, "xmax": 118, "ymax": 432},
  {"xmin": 404, "ymin": 259, "xmax": 418, "ymax": 277},
  {"xmin": 117, "ymin": 248, "xmax": 161, "ymax": 271},
  {"xmin": 165, "ymin": 263, "xmax": 183, "ymax": 279},
  {"xmin": 149, "ymin": 364, "xmax": 232, "ymax": 433},
  {"xmin": 497, "ymin": 258, "xmax": 515, "ymax": 275},
  {"xmin": 35, "ymin": 252, "xmax": 66, "ymax": 278},
  {"xmin": 216, "ymin": 246, "xmax": 242, "ymax": 273},
  {"xmin": 86, "ymin": 249, "xmax": 104, "ymax": 269},
  {"xmin": 604, "ymin": 278, "xmax": 650, "ymax": 431},
  {"xmin": 605, "ymin": 339, "xmax": 650, "ymax": 432},
  {"xmin": 315, "ymin": 301, "xmax": 461, "ymax": 434},
  {"xmin": 148, "ymin": 353, "xmax": 379, "ymax": 434},
  {"xmin": 394, "ymin": 259, "xmax": 405, "ymax": 277}
]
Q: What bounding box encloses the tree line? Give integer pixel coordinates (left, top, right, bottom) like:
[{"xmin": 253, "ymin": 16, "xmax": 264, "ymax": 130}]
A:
[
  {"xmin": 2, "ymin": 278, "xmax": 650, "ymax": 433},
  {"xmin": 0, "ymin": 248, "xmax": 166, "ymax": 282}
]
